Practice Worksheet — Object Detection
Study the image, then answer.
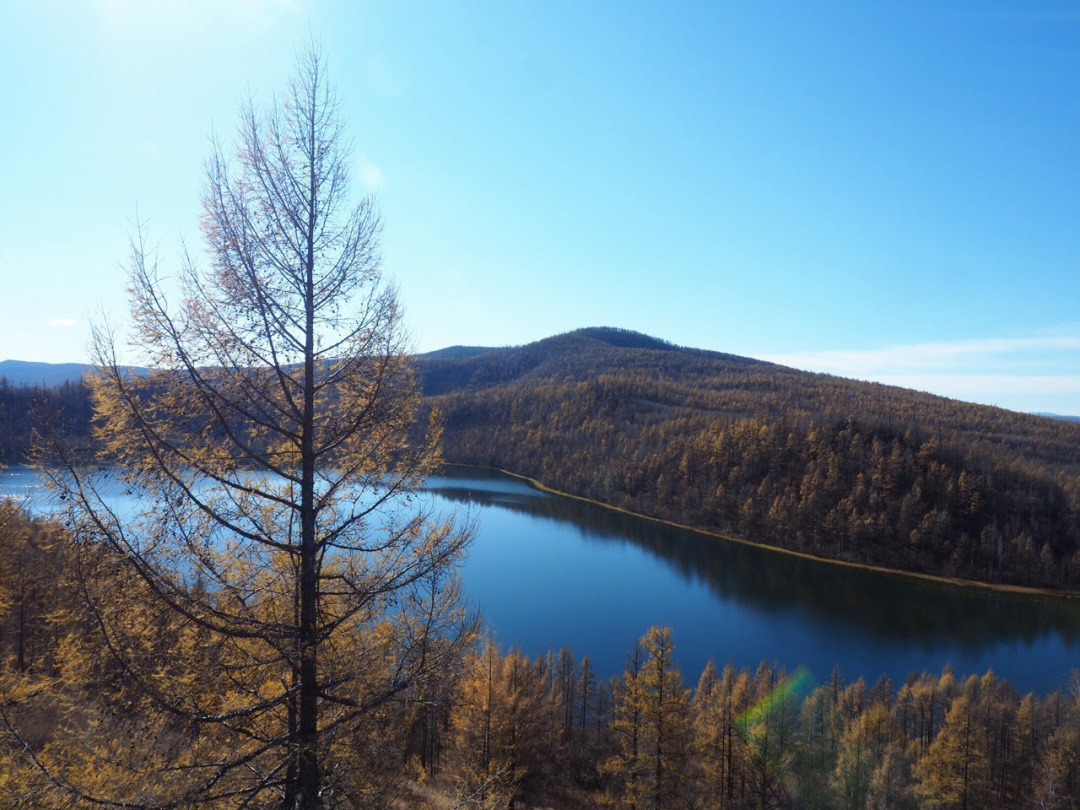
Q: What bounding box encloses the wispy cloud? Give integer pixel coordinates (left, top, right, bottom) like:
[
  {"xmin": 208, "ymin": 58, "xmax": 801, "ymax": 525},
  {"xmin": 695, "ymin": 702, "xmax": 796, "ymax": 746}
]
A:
[
  {"xmin": 762, "ymin": 335, "xmax": 1080, "ymax": 375},
  {"xmin": 48, "ymin": 317, "xmax": 76, "ymax": 328},
  {"xmin": 874, "ymin": 374, "xmax": 1080, "ymax": 397},
  {"xmin": 760, "ymin": 330, "xmax": 1080, "ymax": 412}
]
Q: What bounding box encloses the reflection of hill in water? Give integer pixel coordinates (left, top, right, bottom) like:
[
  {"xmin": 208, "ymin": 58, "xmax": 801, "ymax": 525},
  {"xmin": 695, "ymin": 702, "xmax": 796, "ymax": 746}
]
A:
[{"xmin": 429, "ymin": 473, "xmax": 1080, "ymax": 650}]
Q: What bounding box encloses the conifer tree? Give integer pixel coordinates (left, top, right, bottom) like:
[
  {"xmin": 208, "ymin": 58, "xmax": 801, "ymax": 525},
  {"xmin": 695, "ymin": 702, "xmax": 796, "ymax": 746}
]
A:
[
  {"xmin": 19, "ymin": 44, "xmax": 473, "ymax": 810},
  {"xmin": 637, "ymin": 627, "xmax": 690, "ymax": 809},
  {"xmin": 605, "ymin": 638, "xmax": 646, "ymax": 808},
  {"xmin": 606, "ymin": 628, "xmax": 690, "ymax": 810},
  {"xmin": 693, "ymin": 661, "xmax": 745, "ymax": 810},
  {"xmin": 917, "ymin": 690, "xmax": 981, "ymax": 810},
  {"xmin": 866, "ymin": 745, "xmax": 917, "ymax": 810}
]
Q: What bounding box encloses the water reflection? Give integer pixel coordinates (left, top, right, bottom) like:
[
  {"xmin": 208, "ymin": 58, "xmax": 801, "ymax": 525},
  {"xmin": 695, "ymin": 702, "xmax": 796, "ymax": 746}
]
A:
[
  {"xmin": 4, "ymin": 464, "xmax": 1079, "ymax": 690},
  {"xmin": 429, "ymin": 466, "xmax": 1080, "ymax": 658}
]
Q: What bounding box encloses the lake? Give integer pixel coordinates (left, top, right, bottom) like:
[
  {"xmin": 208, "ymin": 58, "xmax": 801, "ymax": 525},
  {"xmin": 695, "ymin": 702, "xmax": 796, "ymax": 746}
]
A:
[{"xmin": 2, "ymin": 464, "xmax": 1079, "ymax": 693}]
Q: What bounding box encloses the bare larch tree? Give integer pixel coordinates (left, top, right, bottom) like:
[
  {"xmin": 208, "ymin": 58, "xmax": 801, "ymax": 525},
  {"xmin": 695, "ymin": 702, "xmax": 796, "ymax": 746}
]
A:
[{"xmin": 25, "ymin": 44, "xmax": 473, "ymax": 809}]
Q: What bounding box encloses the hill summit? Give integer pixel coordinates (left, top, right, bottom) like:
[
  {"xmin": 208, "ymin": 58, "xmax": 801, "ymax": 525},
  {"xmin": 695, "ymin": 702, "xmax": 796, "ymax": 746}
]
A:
[
  {"xmin": 3, "ymin": 328, "xmax": 1080, "ymax": 589},
  {"xmin": 413, "ymin": 328, "xmax": 1080, "ymax": 590}
]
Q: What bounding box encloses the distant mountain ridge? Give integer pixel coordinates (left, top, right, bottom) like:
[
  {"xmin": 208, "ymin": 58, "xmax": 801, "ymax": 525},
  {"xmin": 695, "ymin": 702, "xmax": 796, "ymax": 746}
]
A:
[
  {"xmin": 0, "ymin": 360, "xmax": 91, "ymax": 388},
  {"xmin": 0, "ymin": 360, "xmax": 165, "ymax": 389},
  {"xmin": 1035, "ymin": 412, "xmax": 1080, "ymax": 423},
  {"xmin": 6, "ymin": 334, "xmax": 1079, "ymax": 422}
]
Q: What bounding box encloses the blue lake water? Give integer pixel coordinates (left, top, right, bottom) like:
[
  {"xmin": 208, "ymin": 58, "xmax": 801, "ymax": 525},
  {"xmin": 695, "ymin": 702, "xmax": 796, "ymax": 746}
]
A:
[{"xmin": 3, "ymin": 464, "xmax": 1079, "ymax": 693}]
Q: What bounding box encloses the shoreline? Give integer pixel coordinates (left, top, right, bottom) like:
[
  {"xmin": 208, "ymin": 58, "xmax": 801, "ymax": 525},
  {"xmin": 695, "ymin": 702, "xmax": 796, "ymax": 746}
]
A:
[
  {"xmin": 6, "ymin": 460, "xmax": 1077, "ymax": 600},
  {"xmin": 445, "ymin": 462, "xmax": 1080, "ymax": 601}
]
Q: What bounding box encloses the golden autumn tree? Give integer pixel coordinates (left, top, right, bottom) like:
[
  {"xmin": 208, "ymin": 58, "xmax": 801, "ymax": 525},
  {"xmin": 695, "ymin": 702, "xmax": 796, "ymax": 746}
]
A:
[
  {"xmin": 605, "ymin": 637, "xmax": 646, "ymax": 807},
  {"xmin": 692, "ymin": 661, "xmax": 760, "ymax": 810},
  {"xmin": 832, "ymin": 702, "xmax": 903, "ymax": 809},
  {"xmin": 916, "ymin": 687, "xmax": 983, "ymax": 810},
  {"xmin": 19, "ymin": 44, "xmax": 473, "ymax": 810},
  {"xmin": 605, "ymin": 627, "xmax": 690, "ymax": 810},
  {"xmin": 448, "ymin": 642, "xmax": 552, "ymax": 809}
]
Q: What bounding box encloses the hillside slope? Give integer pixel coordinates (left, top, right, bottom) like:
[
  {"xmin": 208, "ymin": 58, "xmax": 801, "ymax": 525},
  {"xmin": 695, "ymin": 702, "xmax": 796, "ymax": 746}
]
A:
[
  {"xmin": 415, "ymin": 327, "xmax": 1080, "ymax": 589},
  {"xmin": 3, "ymin": 327, "xmax": 1079, "ymax": 589}
]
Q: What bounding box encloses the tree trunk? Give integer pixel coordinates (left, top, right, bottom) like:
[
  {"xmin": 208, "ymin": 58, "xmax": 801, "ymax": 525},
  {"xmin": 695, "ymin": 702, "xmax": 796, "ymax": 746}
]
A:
[{"xmin": 297, "ymin": 89, "xmax": 321, "ymax": 809}]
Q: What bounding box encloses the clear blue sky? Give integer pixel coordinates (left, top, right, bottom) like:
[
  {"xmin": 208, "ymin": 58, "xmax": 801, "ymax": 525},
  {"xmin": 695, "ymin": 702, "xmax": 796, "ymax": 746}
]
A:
[{"xmin": 2, "ymin": 1, "xmax": 1079, "ymax": 413}]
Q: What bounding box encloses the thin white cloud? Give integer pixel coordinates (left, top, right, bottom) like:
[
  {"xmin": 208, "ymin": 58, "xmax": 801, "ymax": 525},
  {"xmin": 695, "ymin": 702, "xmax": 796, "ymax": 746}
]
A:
[
  {"xmin": 874, "ymin": 374, "xmax": 1080, "ymax": 398},
  {"xmin": 756, "ymin": 331, "xmax": 1080, "ymax": 412},
  {"xmin": 762, "ymin": 335, "xmax": 1080, "ymax": 375},
  {"xmin": 48, "ymin": 317, "xmax": 76, "ymax": 328}
]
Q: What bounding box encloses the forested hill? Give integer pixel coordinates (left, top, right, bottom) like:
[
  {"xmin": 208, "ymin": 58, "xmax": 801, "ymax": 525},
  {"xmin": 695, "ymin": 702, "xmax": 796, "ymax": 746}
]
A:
[
  {"xmin": 3, "ymin": 327, "xmax": 1080, "ymax": 589},
  {"xmin": 414, "ymin": 327, "xmax": 1080, "ymax": 590}
]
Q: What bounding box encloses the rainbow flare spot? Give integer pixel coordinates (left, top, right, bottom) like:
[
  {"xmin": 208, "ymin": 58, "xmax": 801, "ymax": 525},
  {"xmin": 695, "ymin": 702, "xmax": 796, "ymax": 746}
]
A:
[{"xmin": 736, "ymin": 666, "xmax": 815, "ymax": 736}]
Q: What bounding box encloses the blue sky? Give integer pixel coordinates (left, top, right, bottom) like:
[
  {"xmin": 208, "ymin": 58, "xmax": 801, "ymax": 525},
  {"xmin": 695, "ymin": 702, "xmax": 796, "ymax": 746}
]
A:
[{"xmin": 2, "ymin": 1, "xmax": 1079, "ymax": 413}]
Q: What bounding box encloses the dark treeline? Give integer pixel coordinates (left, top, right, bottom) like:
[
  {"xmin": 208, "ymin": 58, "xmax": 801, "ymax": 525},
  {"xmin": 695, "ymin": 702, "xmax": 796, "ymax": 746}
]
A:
[
  {"xmin": 415, "ymin": 328, "xmax": 1080, "ymax": 589},
  {"xmin": 428, "ymin": 477, "xmax": 1080, "ymax": 649},
  {"xmin": 2, "ymin": 506, "xmax": 1078, "ymax": 809},
  {"xmin": 5, "ymin": 327, "xmax": 1080, "ymax": 588},
  {"xmin": 0, "ymin": 380, "xmax": 91, "ymax": 460}
]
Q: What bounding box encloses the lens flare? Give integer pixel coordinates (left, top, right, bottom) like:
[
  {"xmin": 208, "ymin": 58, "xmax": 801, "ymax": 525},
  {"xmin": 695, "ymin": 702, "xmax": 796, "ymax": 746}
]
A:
[{"xmin": 736, "ymin": 666, "xmax": 815, "ymax": 736}]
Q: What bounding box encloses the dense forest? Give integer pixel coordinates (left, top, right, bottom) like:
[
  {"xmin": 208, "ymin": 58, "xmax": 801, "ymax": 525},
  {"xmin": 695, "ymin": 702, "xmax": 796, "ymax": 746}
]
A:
[
  {"xmin": 413, "ymin": 328, "xmax": 1080, "ymax": 590},
  {"xmin": 4, "ymin": 327, "xmax": 1080, "ymax": 589},
  {"xmin": 2, "ymin": 339, "xmax": 1080, "ymax": 806},
  {"xmin": 1, "ymin": 507, "xmax": 1078, "ymax": 809},
  {"xmin": 0, "ymin": 380, "xmax": 91, "ymax": 461}
]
